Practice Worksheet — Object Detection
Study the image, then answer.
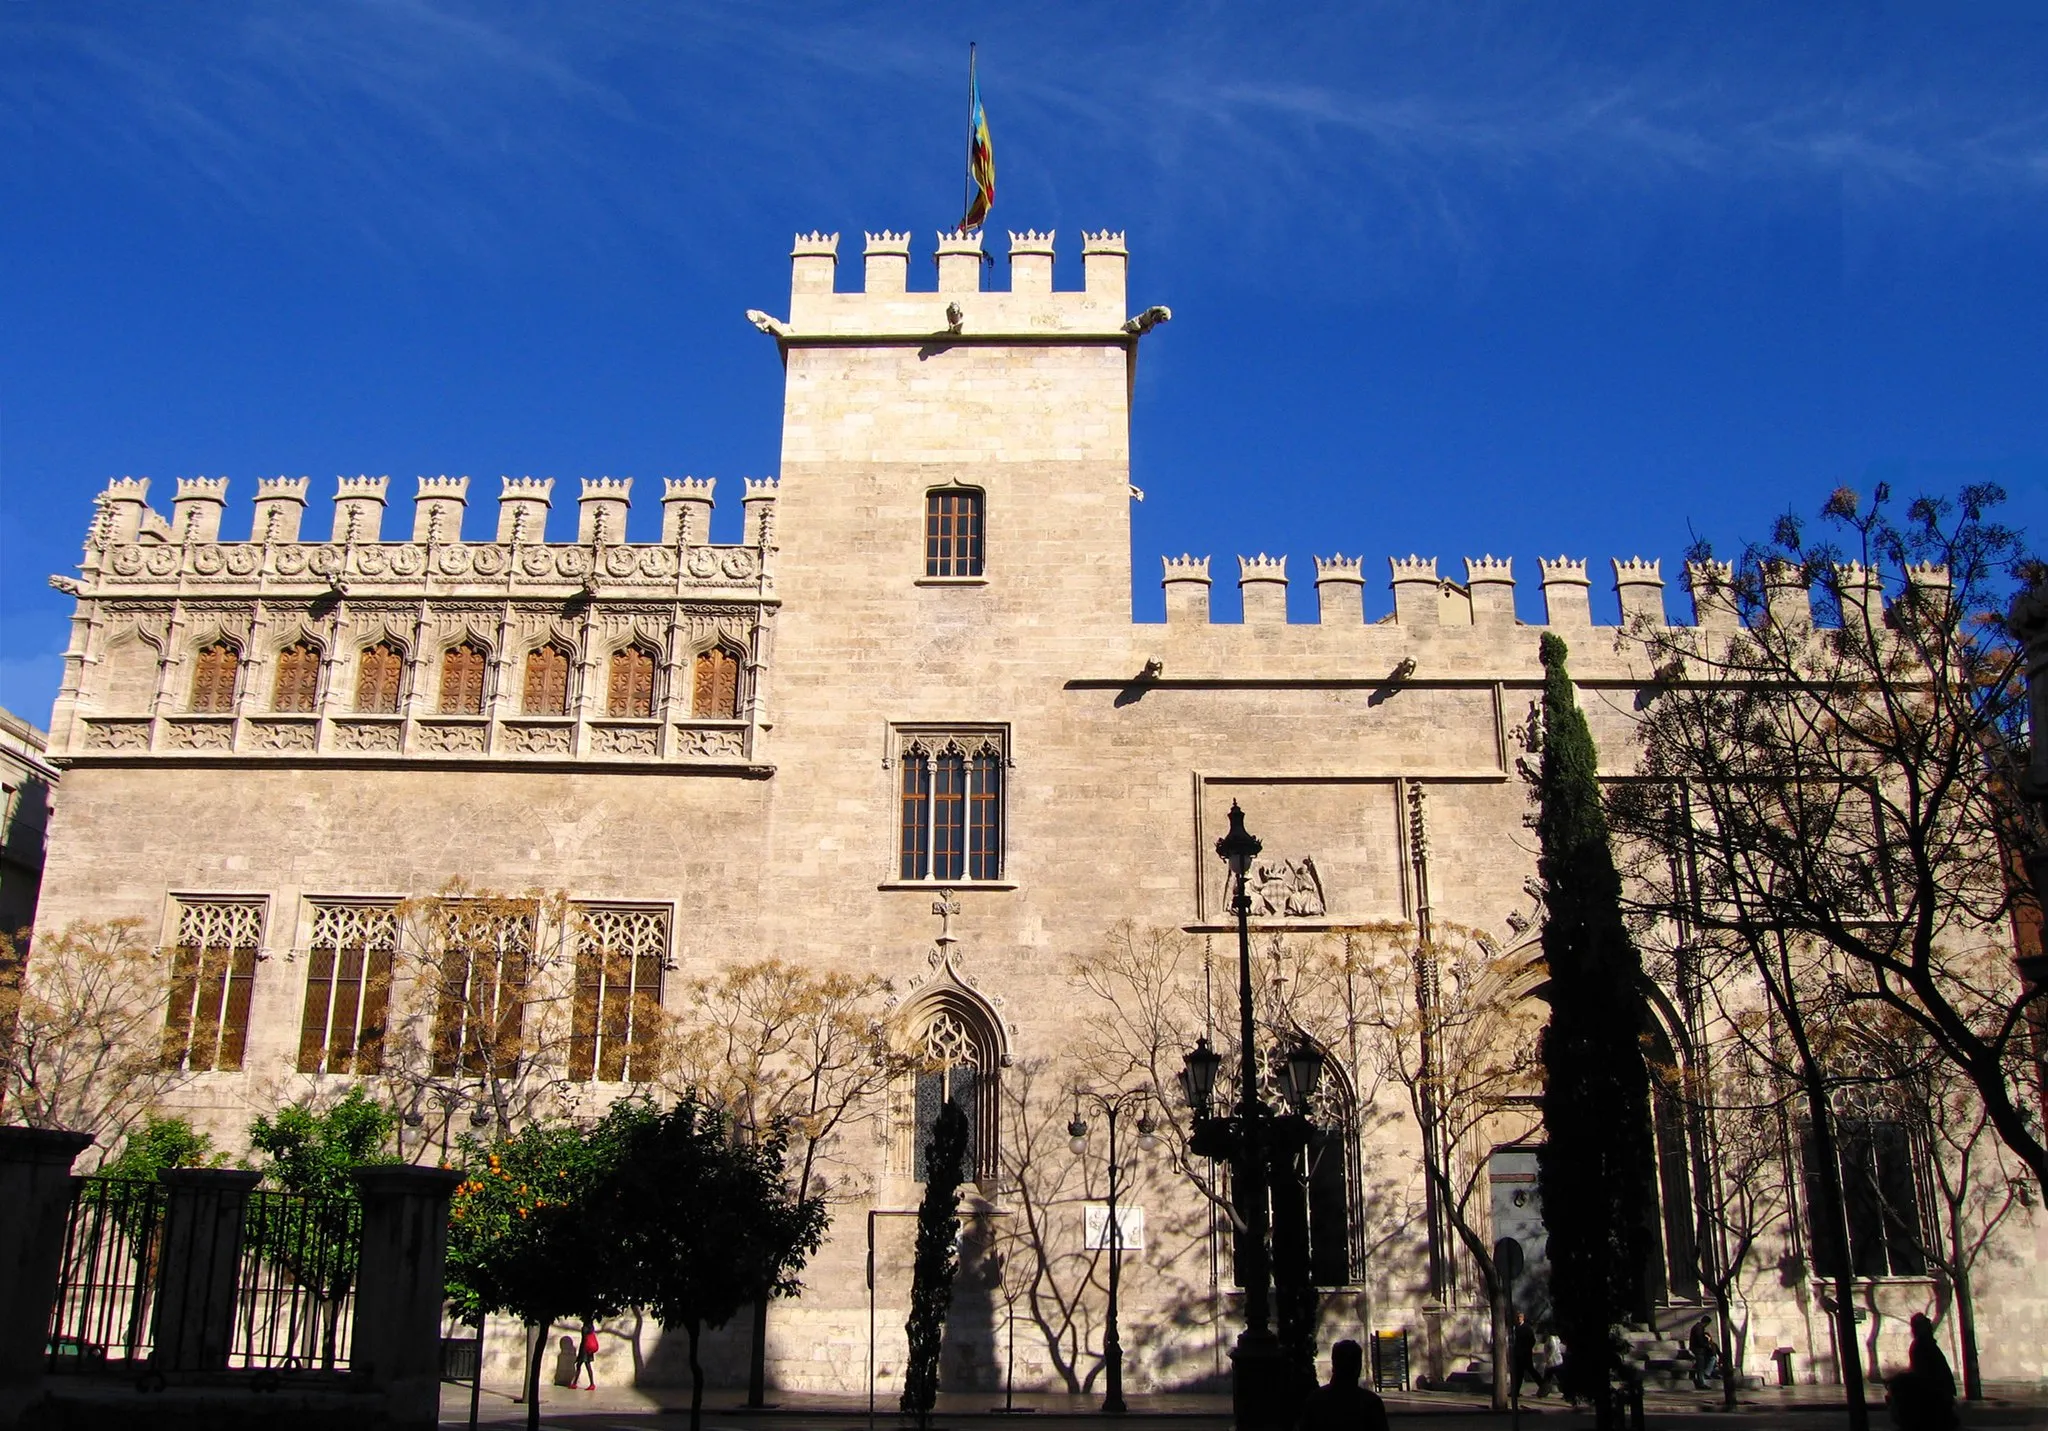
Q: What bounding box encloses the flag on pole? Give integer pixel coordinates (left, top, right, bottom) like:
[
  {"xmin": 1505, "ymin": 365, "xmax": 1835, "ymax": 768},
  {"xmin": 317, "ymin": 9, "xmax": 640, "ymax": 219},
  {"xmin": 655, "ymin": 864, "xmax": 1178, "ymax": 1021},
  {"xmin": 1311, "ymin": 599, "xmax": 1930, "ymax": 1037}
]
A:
[{"xmin": 959, "ymin": 44, "xmax": 995, "ymax": 232}]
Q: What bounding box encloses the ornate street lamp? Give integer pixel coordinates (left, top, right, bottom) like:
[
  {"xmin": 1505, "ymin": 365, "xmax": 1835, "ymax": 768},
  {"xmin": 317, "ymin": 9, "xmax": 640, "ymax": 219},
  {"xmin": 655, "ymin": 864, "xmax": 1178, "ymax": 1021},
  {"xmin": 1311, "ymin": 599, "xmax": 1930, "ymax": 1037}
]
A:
[
  {"xmin": 1178, "ymin": 801, "xmax": 1286, "ymax": 1429},
  {"xmin": 1070, "ymin": 1086, "xmax": 1155, "ymax": 1414}
]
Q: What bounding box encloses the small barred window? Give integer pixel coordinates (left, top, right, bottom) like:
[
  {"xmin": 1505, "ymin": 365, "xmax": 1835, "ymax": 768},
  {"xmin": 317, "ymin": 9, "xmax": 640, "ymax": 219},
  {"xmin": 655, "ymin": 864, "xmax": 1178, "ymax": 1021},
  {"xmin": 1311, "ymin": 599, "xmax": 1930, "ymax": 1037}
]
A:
[
  {"xmin": 163, "ymin": 899, "xmax": 263, "ymax": 1071},
  {"xmin": 188, "ymin": 641, "xmax": 240, "ymax": 714},
  {"xmin": 297, "ymin": 903, "xmax": 396, "ymax": 1075},
  {"xmin": 569, "ymin": 905, "xmax": 669, "ymax": 1083},
  {"xmin": 925, "ymin": 488, "xmax": 984, "ymax": 578},
  {"xmin": 439, "ymin": 642, "xmax": 489, "ymax": 716},
  {"xmin": 523, "ymin": 644, "xmax": 572, "ymax": 717},
  {"xmin": 608, "ymin": 645, "xmax": 658, "ymax": 720},
  {"xmin": 898, "ymin": 734, "xmax": 1004, "ymax": 881},
  {"xmin": 272, "ymin": 642, "xmax": 322, "ymax": 713},
  {"xmin": 355, "ymin": 642, "xmax": 405, "ymax": 714}
]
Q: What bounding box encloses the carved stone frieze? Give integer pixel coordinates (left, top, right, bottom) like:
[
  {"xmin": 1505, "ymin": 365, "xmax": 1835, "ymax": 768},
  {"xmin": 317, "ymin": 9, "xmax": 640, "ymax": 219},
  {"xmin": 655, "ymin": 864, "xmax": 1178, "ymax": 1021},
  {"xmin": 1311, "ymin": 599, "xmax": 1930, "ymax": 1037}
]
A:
[
  {"xmin": 333, "ymin": 721, "xmax": 402, "ymax": 752},
  {"xmin": 83, "ymin": 719, "xmax": 152, "ymax": 750},
  {"xmin": 592, "ymin": 724, "xmax": 659, "ymax": 757},
  {"xmin": 85, "ymin": 540, "xmax": 768, "ymax": 595},
  {"xmin": 502, "ymin": 723, "xmax": 573, "ymax": 755},
  {"xmin": 416, "ymin": 722, "xmax": 488, "ymax": 753},
  {"xmin": 674, "ymin": 726, "xmax": 744, "ymax": 759},
  {"xmin": 164, "ymin": 719, "xmax": 234, "ymax": 751},
  {"xmin": 249, "ymin": 720, "xmax": 317, "ymax": 752}
]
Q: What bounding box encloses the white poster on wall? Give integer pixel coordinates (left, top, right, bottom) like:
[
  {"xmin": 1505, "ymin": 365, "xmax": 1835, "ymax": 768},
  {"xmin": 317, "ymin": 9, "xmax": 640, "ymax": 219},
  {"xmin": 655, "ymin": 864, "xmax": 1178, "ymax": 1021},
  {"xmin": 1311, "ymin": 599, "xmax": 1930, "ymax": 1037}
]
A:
[{"xmin": 1084, "ymin": 1204, "xmax": 1145, "ymax": 1251}]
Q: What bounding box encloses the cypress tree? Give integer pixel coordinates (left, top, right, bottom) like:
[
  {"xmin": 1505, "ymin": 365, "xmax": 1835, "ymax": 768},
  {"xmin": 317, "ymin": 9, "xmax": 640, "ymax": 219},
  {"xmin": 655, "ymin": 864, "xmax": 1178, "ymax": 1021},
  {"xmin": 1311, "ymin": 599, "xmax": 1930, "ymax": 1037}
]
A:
[
  {"xmin": 1532, "ymin": 633, "xmax": 1660, "ymax": 1427},
  {"xmin": 901, "ymin": 1100, "xmax": 970, "ymax": 1429}
]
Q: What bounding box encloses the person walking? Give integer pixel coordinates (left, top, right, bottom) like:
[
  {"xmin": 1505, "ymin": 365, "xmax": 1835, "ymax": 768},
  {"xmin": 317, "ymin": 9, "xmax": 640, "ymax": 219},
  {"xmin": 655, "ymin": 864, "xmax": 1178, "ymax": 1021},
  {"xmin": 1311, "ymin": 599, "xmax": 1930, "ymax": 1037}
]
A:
[
  {"xmin": 1689, "ymin": 1316, "xmax": 1720, "ymax": 1389},
  {"xmin": 574, "ymin": 1318, "xmax": 601, "ymax": 1391},
  {"xmin": 1511, "ymin": 1313, "xmax": 1537, "ymax": 1404},
  {"xmin": 1904, "ymin": 1314, "xmax": 1957, "ymax": 1429},
  {"xmin": 1300, "ymin": 1339, "xmax": 1391, "ymax": 1431},
  {"xmin": 1534, "ymin": 1327, "xmax": 1563, "ymax": 1398}
]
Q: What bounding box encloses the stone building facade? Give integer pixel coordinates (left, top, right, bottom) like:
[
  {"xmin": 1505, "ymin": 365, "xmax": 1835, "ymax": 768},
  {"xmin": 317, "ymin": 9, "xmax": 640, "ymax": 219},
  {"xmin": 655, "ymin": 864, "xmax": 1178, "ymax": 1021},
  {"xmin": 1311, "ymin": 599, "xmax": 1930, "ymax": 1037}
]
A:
[{"xmin": 27, "ymin": 227, "xmax": 2046, "ymax": 1394}]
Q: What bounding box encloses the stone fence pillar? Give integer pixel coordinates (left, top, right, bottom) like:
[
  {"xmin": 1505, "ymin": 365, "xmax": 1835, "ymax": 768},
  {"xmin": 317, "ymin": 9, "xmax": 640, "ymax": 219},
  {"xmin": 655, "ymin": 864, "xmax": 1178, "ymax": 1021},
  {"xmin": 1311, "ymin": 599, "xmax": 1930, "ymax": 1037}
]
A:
[
  {"xmin": 351, "ymin": 1165, "xmax": 462, "ymax": 1430},
  {"xmin": 0, "ymin": 1127, "xmax": 93, "ymax": 1407},
  {"xmin": 153, "ymin": 1168, "xmax": 260, "ymax": 1372}
]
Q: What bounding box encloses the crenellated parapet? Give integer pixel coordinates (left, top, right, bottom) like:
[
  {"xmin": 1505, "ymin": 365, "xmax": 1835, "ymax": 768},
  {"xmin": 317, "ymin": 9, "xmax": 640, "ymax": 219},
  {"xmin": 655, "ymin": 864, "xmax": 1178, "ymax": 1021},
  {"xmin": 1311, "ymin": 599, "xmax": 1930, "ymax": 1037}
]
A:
[
  {"xmin": 1313, "ymin": 555, "xmax": 1365, "ymax": 625},
  {"xmin": 763, "ymin": 227, "xmax": 1145, "ymax": 342},
  {"xmin": 1464, "ymin": 556, "xmax": 1516, "ymax": 625},
  {"xmin": 1686, "ymin": 559, "xmax": 1738, "ymax": 630},
  {"xmin": 1612, "ymin": 558, "xmax": 1665, "ymax": 627},
  {"xmin": 1162, "ymin": 555, "xmax": 1212, "ymax": 624},
  {"xmin": 51, "ymin": 473, "xmax": 782, "ymax": 768},
  {"xmin": 1237, "ymin": 554, "xmax": 1288, "ymax": 625},
  {"xmin": 1389, "ymin": 556, "xmax": 1440, "ymax": 627},
  {"xmin": 1537, "ymin": 556, "xmax": 1591, "ymax": 626}
]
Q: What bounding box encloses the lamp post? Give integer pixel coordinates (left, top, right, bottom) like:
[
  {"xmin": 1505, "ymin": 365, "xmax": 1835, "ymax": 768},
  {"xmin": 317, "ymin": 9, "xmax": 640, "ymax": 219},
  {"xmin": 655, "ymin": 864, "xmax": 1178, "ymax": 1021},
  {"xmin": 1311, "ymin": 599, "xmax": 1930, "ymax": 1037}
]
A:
[
  {"xmin": 1069, "ymin": 1087, "xmax": 1158, "ymax": 1413},
  {"xmin": 1179, "ymin": 801, "xmax": 1289, "ymax": 1429}
]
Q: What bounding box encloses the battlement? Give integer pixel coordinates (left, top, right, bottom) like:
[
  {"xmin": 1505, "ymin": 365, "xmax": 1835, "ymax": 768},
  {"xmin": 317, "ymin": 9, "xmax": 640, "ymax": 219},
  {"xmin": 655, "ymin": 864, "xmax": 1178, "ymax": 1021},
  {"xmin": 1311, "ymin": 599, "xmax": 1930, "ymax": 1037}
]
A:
[
  {"xmin": 770, "ymin": 226, "xmax": 1138, "ymax": 340},
  {"xmin": 70, "ymin": 474, "xmax": 776, "ymax": 597}
]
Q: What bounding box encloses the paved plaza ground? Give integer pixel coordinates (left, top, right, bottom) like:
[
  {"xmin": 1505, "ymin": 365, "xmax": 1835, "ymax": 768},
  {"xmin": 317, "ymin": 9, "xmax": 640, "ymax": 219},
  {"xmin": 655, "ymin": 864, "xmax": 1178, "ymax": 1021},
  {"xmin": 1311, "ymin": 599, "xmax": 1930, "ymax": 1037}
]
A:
[{"xmin": 440, "ymin": 1380, "xmax": 2048, "ymax": 1429}]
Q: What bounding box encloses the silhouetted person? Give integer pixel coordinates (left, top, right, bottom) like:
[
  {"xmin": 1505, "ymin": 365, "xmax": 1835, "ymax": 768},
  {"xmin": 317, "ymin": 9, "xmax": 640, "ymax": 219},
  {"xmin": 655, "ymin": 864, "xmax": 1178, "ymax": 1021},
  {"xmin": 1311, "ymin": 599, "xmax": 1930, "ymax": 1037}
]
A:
[
  {"xmin": 1689, "ymin": 1316, "xmax": 1720, "ymax": 1389},
  {"xmin": 1511, "ymin": 1313, "xmax": 1536, "ymax": 1403},
  {"xmin": 1300, "ymin": 1339, "xmax": 1391, "ymax": 1431},
  {"xmin": 1887, "ymin": 1313, "xmax": 1958, "ymax": 1430}
]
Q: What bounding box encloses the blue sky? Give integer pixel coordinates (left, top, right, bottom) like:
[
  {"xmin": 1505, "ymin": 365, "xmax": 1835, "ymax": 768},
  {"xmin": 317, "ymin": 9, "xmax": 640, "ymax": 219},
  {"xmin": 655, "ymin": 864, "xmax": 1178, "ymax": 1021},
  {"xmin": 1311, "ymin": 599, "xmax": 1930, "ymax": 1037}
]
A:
[{"xmin": 4, "ymin": 2, "xmax": 2045, "ymax": 722}]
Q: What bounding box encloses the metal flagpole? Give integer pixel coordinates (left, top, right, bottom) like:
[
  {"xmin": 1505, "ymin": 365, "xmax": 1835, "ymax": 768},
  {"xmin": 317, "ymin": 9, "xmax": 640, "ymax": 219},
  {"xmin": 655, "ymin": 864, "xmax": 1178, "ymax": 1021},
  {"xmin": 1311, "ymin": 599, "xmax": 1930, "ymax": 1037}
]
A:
[{"xmin": 963, "ymin": 43, "xmax": 978, "ymax": 229}]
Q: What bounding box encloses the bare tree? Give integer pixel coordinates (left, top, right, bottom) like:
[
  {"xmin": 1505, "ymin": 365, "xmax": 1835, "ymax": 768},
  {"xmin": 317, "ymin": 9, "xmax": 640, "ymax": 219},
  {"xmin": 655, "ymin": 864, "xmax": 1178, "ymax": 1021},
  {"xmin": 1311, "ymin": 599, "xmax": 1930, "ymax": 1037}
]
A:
[{"xmin": 0, "ymin": 919, "xmax": 186, "ymax": 1153}]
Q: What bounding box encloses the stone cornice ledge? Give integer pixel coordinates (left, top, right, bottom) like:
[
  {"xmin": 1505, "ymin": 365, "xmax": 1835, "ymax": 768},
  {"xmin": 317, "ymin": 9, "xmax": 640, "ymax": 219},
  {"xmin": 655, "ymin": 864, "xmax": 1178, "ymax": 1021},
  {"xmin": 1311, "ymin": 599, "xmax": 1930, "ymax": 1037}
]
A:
[{"xmin": 55, "ymin": 753, "xmax": 776, "ymax": 778}]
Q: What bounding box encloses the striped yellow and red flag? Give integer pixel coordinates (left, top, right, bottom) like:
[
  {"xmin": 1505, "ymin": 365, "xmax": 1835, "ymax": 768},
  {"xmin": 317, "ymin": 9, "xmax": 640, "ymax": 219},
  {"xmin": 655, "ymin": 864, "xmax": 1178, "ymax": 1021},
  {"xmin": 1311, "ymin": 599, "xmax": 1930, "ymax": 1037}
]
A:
[{"xmin": 959, "ymin": 45, "xmax": 995, "ymax": 232}]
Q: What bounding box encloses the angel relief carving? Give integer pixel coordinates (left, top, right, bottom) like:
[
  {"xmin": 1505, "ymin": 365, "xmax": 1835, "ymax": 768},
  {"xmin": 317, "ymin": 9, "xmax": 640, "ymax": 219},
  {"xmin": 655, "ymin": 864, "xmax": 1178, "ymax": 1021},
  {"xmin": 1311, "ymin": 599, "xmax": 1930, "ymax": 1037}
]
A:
[{"xmin": 1244, "ymin": 855, "xmax": 1327, "ymax": 918}]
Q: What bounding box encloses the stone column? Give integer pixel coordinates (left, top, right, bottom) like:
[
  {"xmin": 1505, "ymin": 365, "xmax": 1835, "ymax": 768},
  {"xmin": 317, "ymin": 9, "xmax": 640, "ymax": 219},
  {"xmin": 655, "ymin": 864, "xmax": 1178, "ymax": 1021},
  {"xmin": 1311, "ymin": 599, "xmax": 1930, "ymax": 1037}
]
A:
[
  {"xmin": 351, "ymin": 1165, "xmax": 462, "ymax": 1430},
  {"xmin": 152, "ymin": 1168, "xmax": 260, "ymax": 1373},
  {"xmin": 0, "ymin": 1128, "xmax": 93, "ymax": 1404}
]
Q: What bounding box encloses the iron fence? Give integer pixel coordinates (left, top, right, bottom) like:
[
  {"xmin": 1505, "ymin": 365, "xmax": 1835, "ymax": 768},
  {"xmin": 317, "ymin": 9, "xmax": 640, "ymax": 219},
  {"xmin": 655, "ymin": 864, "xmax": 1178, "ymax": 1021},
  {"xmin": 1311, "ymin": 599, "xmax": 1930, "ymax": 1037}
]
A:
[{"xmin": 46, "ymin": 1176, "xmax": 361, "ymax": 1377}]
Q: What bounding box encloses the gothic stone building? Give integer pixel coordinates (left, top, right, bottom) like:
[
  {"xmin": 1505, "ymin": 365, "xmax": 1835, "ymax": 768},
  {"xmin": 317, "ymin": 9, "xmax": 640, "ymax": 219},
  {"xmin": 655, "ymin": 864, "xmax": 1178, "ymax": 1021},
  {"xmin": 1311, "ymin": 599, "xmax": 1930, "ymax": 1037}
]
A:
[{"xmin": 31, "ymin": 227, "xmax": 2047, "ymax": 1393}]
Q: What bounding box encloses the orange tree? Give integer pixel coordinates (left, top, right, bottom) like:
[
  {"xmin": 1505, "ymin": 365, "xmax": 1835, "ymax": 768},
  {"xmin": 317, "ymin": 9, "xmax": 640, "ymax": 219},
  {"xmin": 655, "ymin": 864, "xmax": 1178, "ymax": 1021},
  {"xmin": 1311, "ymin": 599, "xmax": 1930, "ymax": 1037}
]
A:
[{"xmin": 446, "ymin": 1099, "xmax": 652, "ymax": 1431}]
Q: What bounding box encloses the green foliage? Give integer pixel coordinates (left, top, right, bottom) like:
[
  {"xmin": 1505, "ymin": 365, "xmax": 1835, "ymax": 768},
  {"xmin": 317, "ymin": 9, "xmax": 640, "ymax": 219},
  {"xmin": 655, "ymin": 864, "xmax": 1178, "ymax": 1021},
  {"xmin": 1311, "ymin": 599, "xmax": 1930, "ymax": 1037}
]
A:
[
  {"xmin": 249, "ymin": 1086, "xmax": 397, "ymax": 1196},
  {"xmin": 603, "ymin": 1095, "xmax": 828, "ymax": 1431},
  {"xmin": 97, "ymin": 1114, "xmax": 221, "ymax": 1180},
  {"xmin": 445, "ymin": 1099, "xmax": 652, "ymax": 1328},
  {"xmin": 1531, "ymin": 634, "xmax": 1660, "ymax": 1416},
  {"xmin": 901, "ymin": 1100, "xmax": 969, "ymax": 1428}
]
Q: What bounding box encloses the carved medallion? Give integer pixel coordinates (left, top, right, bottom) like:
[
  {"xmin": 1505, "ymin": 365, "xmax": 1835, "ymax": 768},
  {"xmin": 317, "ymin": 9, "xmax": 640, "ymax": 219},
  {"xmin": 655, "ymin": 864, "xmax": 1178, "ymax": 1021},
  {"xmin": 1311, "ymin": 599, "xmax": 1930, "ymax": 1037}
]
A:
[
  {"xmin": 555, "ymin": 548, "xmax": 592, "ymax": 578},
  {"xmin": 308, "ymin": 546, "xmax": 343, "ymax": 577},
  {"xmin": 592, "ymin": 725, "xmax": 658, "ymax": 757},
  {"xmin": 721, "ymin": 550, "xmax": 757, "ymax": 580},
  {"xmin": 111, "ymin": 547, "xmax": 145, "ymax": 576},
  {"xmin": 84, "ymin": 719, "xmax": 152, "ymax": 750},
  {"xmin": 225, "ymin": 545, "xmax": 261, "ymax": 576},
  {"xmin": 355, "ymin": 547, "xmax": 390, "ymax": 576},
  {"xmin": 604, "ymin": 547, "xmax": 639, "ymax": 578},
  {"xmin": 686, "ymin": 548, "xmax": 719, "ymax": 579},
  {"xmin": 191, "ymin": 545, "xmax": 225, "ymax": 575},
  {"xmin": 521, "ymin": 547, "xmax": 555, "ymax": 577},
  {"xmin": 389, "ymin": 545, "xmax": 426, "ymax": 576},
  {"xmin": 275, "ymin": 548, "xmax": 310, "ymax": 576},
  {"xmin": 145, "ymin": 548, "xmax": 180, "ymax": 576},
  {"xmin": 472, "ymin": 545, "xmax": 508, "ymax": 577},
  {"xmin": 333, "ymin": 721, "xmax": 402, "ymax": 752},
  {"xmin": 437, "ymin": 545, "xmax": 472, "ymax": 576},
  {"xmin": 638, "ymin": 548, "xmax": 676, "ymax": 578}
]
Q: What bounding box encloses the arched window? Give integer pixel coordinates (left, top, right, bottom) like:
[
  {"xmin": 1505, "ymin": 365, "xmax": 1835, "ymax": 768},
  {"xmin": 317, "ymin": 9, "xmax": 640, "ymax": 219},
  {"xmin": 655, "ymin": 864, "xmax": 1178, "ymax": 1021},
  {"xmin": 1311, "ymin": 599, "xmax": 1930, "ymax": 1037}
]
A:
[
  {"xmin": 439, "ymin": 642, "xmax": 489, "ymax": 716},
  {"xmin": 1231, "ymin": 1037, "xmax": 1362, "ymax": 1288},
  {"xmin": 271, "ymin": 641, "xmax": 322, "ymax": 713},
  {"xmin": 911, "ymin": 996, "xmax": 1000, "ymax": 1183},
  {"xmin": 691, "ymin": 646, "xmax": 741, "ymax": 719},
  {"xmin": 899, "ymin": 736, "xmax": 1004, "ymax": 881},
  {"xmin": 925, "ymin": 487, "xmax": 984, "ymax": 577},
  {"xmin": 608, "ymin": 644, "xmax": 658, "ymax": 719},
  {"xmin": 523, "ymin": 643, "xmax": 572, "ymax": 717},
  {"xmin": 188, "ymin": 641, "xmax": 240, "ymax": 713},
  {"xmin": 1803, "ymin": 1088, "xmax": 1929, "ymax": 1280},
  {"xmin": 355, "ymin": 642, "xmax": 405, "ymax": 714}
]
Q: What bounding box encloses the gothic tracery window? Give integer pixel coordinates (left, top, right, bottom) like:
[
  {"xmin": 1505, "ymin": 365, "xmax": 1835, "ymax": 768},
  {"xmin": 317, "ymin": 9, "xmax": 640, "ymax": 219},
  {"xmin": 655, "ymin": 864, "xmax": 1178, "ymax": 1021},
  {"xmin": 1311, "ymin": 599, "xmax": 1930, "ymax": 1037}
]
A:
[
  {"xmin": 523, "ymin": 643, "xmax": 572, "ymax": 717},
  {"xmin": 568, "ymin": 905, "xmax": 668, "ymax": 1083},
  {"xmin": 429, "ymin": 902, "xmax": 534, "ymax": 1077},
  {"xmin": 925, "ymin": 487, "xmax": 984, "ymax": 578},
  {"xmin": 911, "ymin": 999, "xmax": 999, "ymax": 1183},
  {"xmin": 608, "ymin": 644, "xmax": 658, "ymax": 720},
  {"xmin": 163, "ymin": 899, "xmax": 263, "ymax": 1072},
  {"xmin": 355, "ymin": 641, "xmax": 405, "ymax": 714},
  {"xmin": 899, "ymin": 735, "xmax": 1004, "ymax": 881},
  {"xmin": 691, "ymin": 646, "xmax": 741, "ymax": 719},
  {"xmin": 1802, "ymin": 1099, "xmax": 1929, "ymax": 1280},
  {"xmin": 271, "ymin": 641, "xmax": 322, "ymax": 714},
  {"xmin": 297, "ymin": 903, "xmax": 396, "ymax": 1075},
  {"xmin": 439, "ymin": 641, "xmax": 489, "ymax": 716},
  {"xmin": 188, "ymin": 641, "xmax": 240, "ymax": 714}
]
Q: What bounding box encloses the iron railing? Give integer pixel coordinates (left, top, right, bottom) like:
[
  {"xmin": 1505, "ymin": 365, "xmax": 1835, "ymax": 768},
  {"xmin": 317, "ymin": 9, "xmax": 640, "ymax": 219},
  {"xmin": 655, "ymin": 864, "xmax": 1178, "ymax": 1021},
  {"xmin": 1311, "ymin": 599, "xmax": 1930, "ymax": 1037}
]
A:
[{"xmin": 46, "ymin": 1176, "xmax": 361, "ymax": 1376}]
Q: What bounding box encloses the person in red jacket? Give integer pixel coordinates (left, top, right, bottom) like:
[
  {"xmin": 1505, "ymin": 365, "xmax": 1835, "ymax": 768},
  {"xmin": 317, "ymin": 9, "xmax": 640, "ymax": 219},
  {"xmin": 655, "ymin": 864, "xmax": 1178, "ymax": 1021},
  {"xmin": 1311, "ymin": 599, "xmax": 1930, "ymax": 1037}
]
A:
[{"xmin": 574, "ymin": 1319, "xmax": 601, "ymax": 1391}]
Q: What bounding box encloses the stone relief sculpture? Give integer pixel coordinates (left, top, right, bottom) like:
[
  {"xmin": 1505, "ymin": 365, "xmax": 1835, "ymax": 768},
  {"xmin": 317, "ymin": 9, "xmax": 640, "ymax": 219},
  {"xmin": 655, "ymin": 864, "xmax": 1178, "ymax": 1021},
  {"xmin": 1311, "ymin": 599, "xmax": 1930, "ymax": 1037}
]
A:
[{"xmin": 1246, "ymin": 855, "xmax": 1326, "ymax": 918}]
